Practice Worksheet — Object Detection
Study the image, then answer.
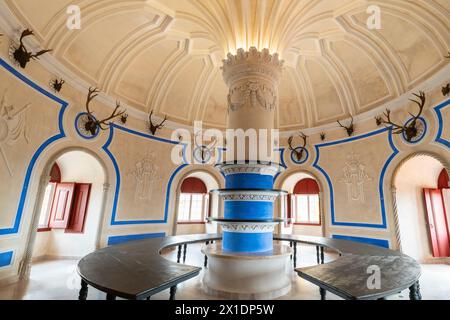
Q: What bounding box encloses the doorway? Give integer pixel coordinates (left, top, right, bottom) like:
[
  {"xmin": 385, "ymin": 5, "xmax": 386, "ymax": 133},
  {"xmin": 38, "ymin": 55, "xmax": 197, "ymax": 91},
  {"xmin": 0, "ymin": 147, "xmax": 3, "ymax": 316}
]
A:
[
  {"xmin": 31, "ymin": 150, "xmax": 106, "ymax": 261},
  {"xmin": 394, "ymin": 155, "xmax": 449, "ymax": 262}
]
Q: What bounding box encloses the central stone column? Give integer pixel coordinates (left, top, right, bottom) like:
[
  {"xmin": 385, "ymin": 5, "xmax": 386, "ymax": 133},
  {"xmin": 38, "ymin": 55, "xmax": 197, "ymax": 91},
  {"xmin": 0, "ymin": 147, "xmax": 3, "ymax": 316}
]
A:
[{"xmin": 202, "ymin": 48, "xmax": 291, "ymax": 299}]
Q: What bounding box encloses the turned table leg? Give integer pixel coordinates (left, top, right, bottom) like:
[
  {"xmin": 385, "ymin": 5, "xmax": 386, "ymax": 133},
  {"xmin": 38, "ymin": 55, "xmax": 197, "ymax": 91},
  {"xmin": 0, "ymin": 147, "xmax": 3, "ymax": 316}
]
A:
[
  {"xmin": 409, "ymin": 281, "xmax": 422, "ymax": 300},
  {"xmin": 316, "ymin": 246, "xmax": 320, "ymax": 265},
  {"xmin": 170, "ymin": 285, "xmax": 177, "ymax": 300},
  {"xmin": 78, "ymin": 279, "xmax": 88, "ymax": 300},
  {"xmin": 293, "ymin": 242, "xmax": 298, "ymax": 268},
  {"xmin": 177, "ymin": 245, "xmax": 182, "ymax": 263},
  {"xmin": 320, "ymin": 247, "xmax": 325, "ymax": 264},
  {"xmin": 183, "ymin": 244, "xmax": 187, "ymax": 263},
  {"xmin": 319, "ymin": 288, "xmax": 327, "ymax": 300},
  {"xmin": 204, "ymin": 241, "xmax": 210, "ymax": 267}
]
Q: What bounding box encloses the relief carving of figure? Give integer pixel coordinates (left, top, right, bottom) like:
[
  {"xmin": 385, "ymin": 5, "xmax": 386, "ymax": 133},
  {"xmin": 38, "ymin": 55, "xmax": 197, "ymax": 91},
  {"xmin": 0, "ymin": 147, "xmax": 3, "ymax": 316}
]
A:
[
  {"xmin": 0, "ymin": 90, "xmax": 30, "ymax": 176},
  {"xmin": 129, "ymin": 151, "xmax": 162, "ymax": 203},
  {"xmin": 339, "ymin": 152, "xmax": 372, "ymax": 204}
]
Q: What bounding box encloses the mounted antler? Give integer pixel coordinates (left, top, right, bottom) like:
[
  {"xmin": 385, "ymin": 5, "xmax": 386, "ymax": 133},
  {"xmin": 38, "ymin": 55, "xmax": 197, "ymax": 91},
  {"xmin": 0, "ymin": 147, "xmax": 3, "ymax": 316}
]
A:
[
  {"xmin": 149, "ymin": 110, "xmax": 167, "ymax": 135},
  {"xmin": 320, "ymin": 132, "xmax": 326, "ymax": 141},
  {"xmin": 337, "ymin": 116, "xmax": 354, "ymax": 136},
  {"xmin": 13, "ymin": 29, "xmax": 52, "ymax": 69},
  {"xmin": 288, "ymin": 132, "xmax": 308, "ymax": 162},
  {"xmin": 194, "ymin": 132, "xmax": 217, "ymax": 162},
  {"xmin": 83, "ymin": 87, "xmax": 127, "ymax": 136},
  {"xmin": 49, "ymin": 78, "xmax": 65, "ymax": 93},
  {"xmin": 379, "ymin": 91, "xmax": 426, "ymax": 142},
  {"xmin": 375, "ymin": 116, "xmax": 383, "ymax": 126},
  {"xmin": 443, "ymin": 53, "xmax": 450, "ymax": 96}
]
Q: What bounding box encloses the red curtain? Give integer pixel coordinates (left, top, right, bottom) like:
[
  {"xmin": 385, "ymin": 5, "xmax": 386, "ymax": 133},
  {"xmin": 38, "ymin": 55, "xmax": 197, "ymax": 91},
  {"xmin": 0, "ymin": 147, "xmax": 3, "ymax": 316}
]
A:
[
  {"xmin": 181, "ymin": 177, "xmax": 207, "ymax": 194},
  {"xmin": 438, "ymin": 169, "xmax": 449, "ymax": 189}
]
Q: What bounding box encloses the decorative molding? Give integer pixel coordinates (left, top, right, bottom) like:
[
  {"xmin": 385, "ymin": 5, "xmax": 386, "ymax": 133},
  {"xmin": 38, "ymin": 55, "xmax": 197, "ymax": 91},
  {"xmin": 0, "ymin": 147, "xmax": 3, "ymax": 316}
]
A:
[
  {"xmin": 218, "ymin": 163, "xmax": 283, "ymax": 177},
  {"xmin": 129, "ymin": 151, "xmax": 162, "ymax": 203},
  {"xmin": 220, "ymin": 222, "xmax": 278, "ymax": 234},
  {"xmin": 221, "ymin": 191, "xmax": 279, "ymax": 202}
]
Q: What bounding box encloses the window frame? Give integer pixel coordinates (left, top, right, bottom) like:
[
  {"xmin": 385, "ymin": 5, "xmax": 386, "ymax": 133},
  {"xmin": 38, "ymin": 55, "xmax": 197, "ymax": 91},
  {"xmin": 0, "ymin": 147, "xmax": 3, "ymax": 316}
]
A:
[
  {"xmin": 291, "ymin": 193, "xmax": 321, "ymax": 226},
  {"xmin": 177, "ymin": 192, "xmax": 209, "ymax": 224}
]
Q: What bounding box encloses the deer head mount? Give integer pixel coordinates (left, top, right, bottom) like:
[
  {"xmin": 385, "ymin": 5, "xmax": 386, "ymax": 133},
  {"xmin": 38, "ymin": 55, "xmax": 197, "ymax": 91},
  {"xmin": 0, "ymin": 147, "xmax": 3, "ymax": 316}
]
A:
[
  {"xmin": 49, "ymin": 78, "xmax": 65, "ymax": 93},
  {"xmin": 375, "ymin": 116, "xmax": 383, "ymax": 126},
  {"xmin": 443, "ymin": 52, "xmax": 450, "ymax": 96},
  {"xmin": 83, "ymin": 87, "xmax": 127, "ymax": 136},
  {"xmin": 149, "ymin": 110, "xmax": 167, "ymax": 136},
  {"xmin": 194, "ymin": 132, "xmax": 217, "ymax": 163},
  {"xmin": 288, "ymin": 133, "xmax": 308, "ymax": 162},
  {"xmin": 379, "ymin": 91, "xmax": 426, "ymax": 142},
  {"xmin": 12, "ymin": 29, "xmax": 52, "ymax": 69},
  {"xmin": 320, "ymin": 132, "xmax": 326, "ymax": 141},
  {"xmin": 337, "ymin": 116, "xmax": 355, "ymax": 137}
]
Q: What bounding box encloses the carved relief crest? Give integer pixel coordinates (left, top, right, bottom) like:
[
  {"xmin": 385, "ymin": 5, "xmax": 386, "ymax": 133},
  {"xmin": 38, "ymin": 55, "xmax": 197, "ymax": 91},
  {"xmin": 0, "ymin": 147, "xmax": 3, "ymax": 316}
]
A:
[
  {"xmin": 339, "ymin": 152, "xmax": 372, "ymax": 204},
  {"xmin": 227, "ymin": 81, "xmax": 277, "ymax": 112},
  {"xmin": 0, "ymin": 90, "xmax": 30, "ymax": 176},
  {"xmin": 129, "ymin": 151, "xmax": 162, "ymax": 203}
]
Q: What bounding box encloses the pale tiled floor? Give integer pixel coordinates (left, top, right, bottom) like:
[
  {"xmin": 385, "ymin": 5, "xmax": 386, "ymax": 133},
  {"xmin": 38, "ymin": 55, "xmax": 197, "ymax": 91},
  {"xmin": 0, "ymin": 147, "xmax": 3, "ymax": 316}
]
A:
[{"xmin": 0, "ymin": 243, "xmax": 449, "ymax": 300}]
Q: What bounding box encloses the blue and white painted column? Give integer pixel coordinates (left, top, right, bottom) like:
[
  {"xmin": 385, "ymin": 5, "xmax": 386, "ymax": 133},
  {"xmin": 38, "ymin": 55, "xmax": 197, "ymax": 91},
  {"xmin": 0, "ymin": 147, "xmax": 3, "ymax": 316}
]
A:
[{"xmin": 215, "ymin": 163, "xmax": 284, "ymax": 253}]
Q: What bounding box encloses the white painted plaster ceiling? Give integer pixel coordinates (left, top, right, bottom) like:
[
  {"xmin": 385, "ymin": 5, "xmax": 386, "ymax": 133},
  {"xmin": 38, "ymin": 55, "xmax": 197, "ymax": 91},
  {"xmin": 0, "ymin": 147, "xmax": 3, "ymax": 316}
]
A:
[{"xmin": 3, "ymin": 0, "xmax": 450, "ymax": 131}]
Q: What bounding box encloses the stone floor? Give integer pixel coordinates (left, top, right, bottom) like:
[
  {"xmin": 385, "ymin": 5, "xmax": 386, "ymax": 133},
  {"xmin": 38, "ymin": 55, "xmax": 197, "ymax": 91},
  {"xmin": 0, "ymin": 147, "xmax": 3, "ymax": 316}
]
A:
[{"xmin": 0, "ymin": 243, "xmax": 449, "ymax": 300}]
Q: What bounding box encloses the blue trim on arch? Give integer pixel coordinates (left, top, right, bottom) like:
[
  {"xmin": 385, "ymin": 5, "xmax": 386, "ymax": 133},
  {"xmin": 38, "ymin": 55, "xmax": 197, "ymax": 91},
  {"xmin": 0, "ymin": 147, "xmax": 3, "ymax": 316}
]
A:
[
  {"xmin": 274, "ymin": 148, "xmax": 287, "ymax": 181},
  {"xmin": 74, "ymin": 112, "xmax": 99, "ymax": 140},
  {"xmin": 0, "ymin": 58, "xmax": 68, "ymax": 236},
  {"xmin": 0, "ymin": 251, "xmax": 14, "ymax": 268},
  {"xmin": 313, "ymin": 128, "xmax": 398, "ymax": 229},
  {"xmin": 102, "ymin": 124, "xmax": 188, "ymax": 225},
  {"xmin": 107, "ymin": 232, "xmax": 166, "ymax": 246},
  {"xmin": 332, "ymin": 234, "xmax": 390, "ymax": 249},
  {"xmin": 434, "ymin": 99, "xmax": 450, "ymax": 149}
]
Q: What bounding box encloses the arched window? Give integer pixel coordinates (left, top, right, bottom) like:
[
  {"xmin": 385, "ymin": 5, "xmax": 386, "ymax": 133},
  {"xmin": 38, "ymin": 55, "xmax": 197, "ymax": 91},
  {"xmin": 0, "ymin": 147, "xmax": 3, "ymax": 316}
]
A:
[
  {"xmin": 291, "ymin": 178, "xmax": 320, "ymax": 225},
  {"xmin": 177, "ymin": 177, "xmax": 209, "ymax": 223}
]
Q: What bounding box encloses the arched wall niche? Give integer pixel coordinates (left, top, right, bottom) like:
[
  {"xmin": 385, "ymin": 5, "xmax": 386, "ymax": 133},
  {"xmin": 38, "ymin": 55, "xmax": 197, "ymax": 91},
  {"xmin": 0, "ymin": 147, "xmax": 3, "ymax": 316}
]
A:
[
  {"xmin": 169, "ymin": 165, "xmax": 225, "ymax": 236},
  {"xmin": 275, "ymin": 169, "xmax": 327, "ymax": 237},
  {"xmin": 19, "ymin": 144, "xmax": 114, "ymax": 279},
  {"xmin": 389, "ymin": 150, "xmax": 450, "ymax": 262}
]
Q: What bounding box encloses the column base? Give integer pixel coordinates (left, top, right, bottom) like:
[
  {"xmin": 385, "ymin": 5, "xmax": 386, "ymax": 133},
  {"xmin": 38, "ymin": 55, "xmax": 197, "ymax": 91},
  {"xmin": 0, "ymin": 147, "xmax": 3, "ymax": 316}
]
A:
[{"xmin": 201, "ymin": 244, "xmax": 292, "ymax": 300}]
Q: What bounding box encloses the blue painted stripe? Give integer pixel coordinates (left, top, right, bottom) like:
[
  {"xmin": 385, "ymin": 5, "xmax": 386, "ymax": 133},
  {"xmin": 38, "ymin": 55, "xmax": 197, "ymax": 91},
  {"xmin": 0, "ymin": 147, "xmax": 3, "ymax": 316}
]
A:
[
  {"xmin": 222, "ymin": 232, "xmax": 273, "ymax": 253},
  {"xmin": 332, "ymin": 234, "xmax": 390, "ymax": 248},
  {"xmin": 102, "ymin": 124, "xmax": 188, "ymax": 225},
  {"xmin": 107, "ymin": 232, "xmax": 166, "ymax": 245},
  {"xmin": 313, "ymin": 127, "xmax": 398, "ymax": 229},
  {"xmin": 226, "ymin": 173, "xmax": 274, "ymax": 189},
  {"xmin": 0, "ymin": 58, "xmax": 67, "ymax": 236},
  {"xmin": 434, "ymin": 99, "xmax": 450, "ymax": 149},
  {"xmin": 0, "ymin": 251, "xmax": 13, "ymax": 268},
  {"xmin": 224, "ymin": 201, "xmax": 273, "ymax": 219}
]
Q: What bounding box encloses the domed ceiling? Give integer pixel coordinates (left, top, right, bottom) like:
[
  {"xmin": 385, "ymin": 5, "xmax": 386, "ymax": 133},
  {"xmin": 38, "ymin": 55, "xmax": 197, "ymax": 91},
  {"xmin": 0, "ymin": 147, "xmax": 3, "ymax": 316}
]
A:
[{"xmin": 2, "ymin": 0, "xmax": 450, "ymax": 131}]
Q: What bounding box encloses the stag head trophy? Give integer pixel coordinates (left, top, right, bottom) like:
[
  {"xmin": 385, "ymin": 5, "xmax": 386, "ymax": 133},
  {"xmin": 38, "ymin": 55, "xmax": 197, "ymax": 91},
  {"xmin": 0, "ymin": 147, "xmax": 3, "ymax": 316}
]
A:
[
  {"xmin": 49, "ymin": 78, "xmax": 65, "ymax": 93},
  {"xmin": 443, "ymin": 52, "xmax": 450, "ymax": 97},
  {"xmin": 84, "ymin": 87, "xmax": 127, "ymax": 136},
  {"xmin": 375, "ymin": 116, "xmax": 383, "ymax": 126},
  {"xmin": 320, "ymin": 132, "xmax": 326, "ymax": 141},
  {"xmin": 288, "ymin": 133, "xmax": 308, "ymax": 162},
  {"xmin": 337, "ymin": 116, "xmax": 355, "ymax": 137},
  {"xmin": 149, "ymin": 110, "xmax": 167, "ymax": 136},
  {"xmin": 12, "ymin": 29, "xmax": 52, "ymax": 69},
  {"xmin": 194, "ymin": 132, "xmax": 217, "ymax": 163},
  {"xmin": 379, "ymin": 91, "xmax": 426, "ymax": 142}
]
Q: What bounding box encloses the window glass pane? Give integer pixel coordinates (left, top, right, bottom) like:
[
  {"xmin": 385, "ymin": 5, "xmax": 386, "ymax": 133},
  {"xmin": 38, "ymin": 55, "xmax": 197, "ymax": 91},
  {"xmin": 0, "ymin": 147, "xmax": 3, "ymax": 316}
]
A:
[
  {"xmin": 190, "ymin": 194, "xmax": 203, "ymax": 221},
  {"xmin": 38, "ymin": 183, "xmax": 55, "ymax": 228},
  {"xmin": 296, "ymin": 195, "xmax": 309, "ymax": 223},
  {"xmin": 204, "ymin": 195, "xmax": 209, "ymax": 219},
  {"xmin": 309, "ymin": 195, "xmax": 320, "ymax": 223},
  {"xmin": 178, "ymin": 194, "xmax": 191, "ymax": 221}
]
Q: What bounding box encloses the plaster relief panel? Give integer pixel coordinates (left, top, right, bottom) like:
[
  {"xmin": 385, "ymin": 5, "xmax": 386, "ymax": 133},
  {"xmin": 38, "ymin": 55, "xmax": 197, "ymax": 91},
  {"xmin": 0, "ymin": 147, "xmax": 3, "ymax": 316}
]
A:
[
  {"xmin": 107, "ymin": 128, "xmax": 180, "ymax": 222},
  {"xmin": 0, "ymin": 67, "xmax": 61, "ymax": 230},
  {"xmin": 315, "ymin": 131, "xmax": 395, "ymax": 227}
]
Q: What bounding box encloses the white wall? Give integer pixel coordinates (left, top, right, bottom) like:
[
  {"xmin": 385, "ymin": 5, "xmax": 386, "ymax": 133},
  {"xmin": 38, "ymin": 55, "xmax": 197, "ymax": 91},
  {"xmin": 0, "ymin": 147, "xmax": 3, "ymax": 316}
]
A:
[
  {"xmin": 33, "ymin": 151, "xmax": 104, "ymax": 259},
  {"xmin": 395, "ymin": 155, "xmax": 444, "ymax": 262}
]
